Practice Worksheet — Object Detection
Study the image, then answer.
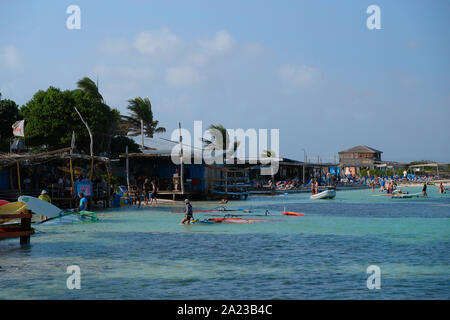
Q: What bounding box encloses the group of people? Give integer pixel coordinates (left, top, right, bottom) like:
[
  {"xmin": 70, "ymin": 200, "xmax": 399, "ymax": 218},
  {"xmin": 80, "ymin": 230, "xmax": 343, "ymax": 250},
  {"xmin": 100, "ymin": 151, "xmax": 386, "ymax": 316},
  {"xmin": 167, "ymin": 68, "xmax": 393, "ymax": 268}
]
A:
[{"xmin": 127, "ymin": 177, "xmax": 158, "ymax": 208}]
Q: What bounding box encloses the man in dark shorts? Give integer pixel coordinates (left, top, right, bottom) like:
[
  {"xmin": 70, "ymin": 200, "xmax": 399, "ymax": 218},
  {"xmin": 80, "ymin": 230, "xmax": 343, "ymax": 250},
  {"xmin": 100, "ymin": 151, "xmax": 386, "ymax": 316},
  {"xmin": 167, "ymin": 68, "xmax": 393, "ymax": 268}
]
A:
[
  {"xmin": 143, "ymin": 178, "xmax": 151, "ymax": 205},
  {"xmin": 150, "ymin": 180, "xmax": 158, "ymax": 205},
  {"xmin": 181, "ymin": 199, "xmax": 193, "ymax": 224},
  {"xmin": 422, "ymin": 182, "xmax": 427, "ymax": 197}
]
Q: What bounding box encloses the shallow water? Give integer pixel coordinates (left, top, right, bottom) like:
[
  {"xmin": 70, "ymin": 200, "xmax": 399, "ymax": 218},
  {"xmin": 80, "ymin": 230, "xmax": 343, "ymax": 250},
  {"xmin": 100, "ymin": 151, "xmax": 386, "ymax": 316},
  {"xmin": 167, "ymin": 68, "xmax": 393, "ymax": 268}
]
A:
[{"xmin": 1, "ymin": 187, "xmax": 449, "ymax": 299}]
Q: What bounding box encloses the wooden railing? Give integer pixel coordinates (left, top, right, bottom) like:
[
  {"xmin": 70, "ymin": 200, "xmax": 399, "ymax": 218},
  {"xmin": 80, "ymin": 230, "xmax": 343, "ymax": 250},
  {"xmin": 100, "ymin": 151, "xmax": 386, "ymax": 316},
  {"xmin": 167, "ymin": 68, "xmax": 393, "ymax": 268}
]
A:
[{"xmin": 0, "ymin": 209, "xmax": 34, "ymax": 245}]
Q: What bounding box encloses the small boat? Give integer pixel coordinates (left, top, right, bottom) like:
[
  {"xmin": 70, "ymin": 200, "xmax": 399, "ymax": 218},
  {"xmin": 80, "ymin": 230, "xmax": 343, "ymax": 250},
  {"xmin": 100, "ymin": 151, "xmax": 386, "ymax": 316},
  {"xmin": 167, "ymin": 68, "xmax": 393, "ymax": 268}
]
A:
[
  {"xmin": 391, "ymin": 192, "xmax": 422, "ymax": 199},
  {"xmin": 310, "ymin": 189, "xmax": 336, "ymax": 200},
  {"xmin": 207, "ymin": 217, "xmax": 280, "ymax": 224}
]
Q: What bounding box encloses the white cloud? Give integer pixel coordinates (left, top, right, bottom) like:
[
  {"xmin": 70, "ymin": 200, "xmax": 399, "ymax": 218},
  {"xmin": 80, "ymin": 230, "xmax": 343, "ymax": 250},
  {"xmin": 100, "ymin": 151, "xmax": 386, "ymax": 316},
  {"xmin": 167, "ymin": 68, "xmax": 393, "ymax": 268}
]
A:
[
  {"xmin": 98, "ymin": 38, "xmax": 129, "ymax": 55},
  {"xmin": 197, "ymin": 30, "xmax": 235, "ymax": 55},
  {"xmin": 279, "ymin": 64, "xmax": 322, "ymax": 86},
  {"xmin": 117, "ymin": 66, "xmax": 155, "ymax": 81},
  {"xmin": 134, "ymin": 28, "xmax": 181, "ymax": 56},
  {"xmin": 166, "ymin": 65, "xmax": 202, "ymax": 86},
  {"xmin": 0, "ymin": 45, "xmax": 20, "ymax": 68}
]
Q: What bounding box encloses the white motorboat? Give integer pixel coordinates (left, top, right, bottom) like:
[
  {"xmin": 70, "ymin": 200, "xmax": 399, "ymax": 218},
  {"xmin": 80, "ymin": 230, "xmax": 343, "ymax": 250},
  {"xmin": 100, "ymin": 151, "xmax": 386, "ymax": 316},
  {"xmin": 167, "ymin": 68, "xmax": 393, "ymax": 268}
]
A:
[{"xmin": 310, "ymin": 189, "xmax": 336, "ymax": 200}]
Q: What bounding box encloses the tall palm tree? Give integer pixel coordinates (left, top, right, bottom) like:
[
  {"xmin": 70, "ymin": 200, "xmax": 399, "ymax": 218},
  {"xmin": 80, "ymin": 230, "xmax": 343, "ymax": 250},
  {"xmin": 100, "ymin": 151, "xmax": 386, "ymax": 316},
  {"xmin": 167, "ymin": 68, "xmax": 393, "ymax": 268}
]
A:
[
  {"xmin": 121, "ymin": 97, "xmax": 166, "ymax": 137},
  {"xmin": 201, "ymin": 124, "xmax": 239, "ymax": 161},
  {"xmin": 76, "ymin": 77, "xmax": 103, "ymax": 102}
]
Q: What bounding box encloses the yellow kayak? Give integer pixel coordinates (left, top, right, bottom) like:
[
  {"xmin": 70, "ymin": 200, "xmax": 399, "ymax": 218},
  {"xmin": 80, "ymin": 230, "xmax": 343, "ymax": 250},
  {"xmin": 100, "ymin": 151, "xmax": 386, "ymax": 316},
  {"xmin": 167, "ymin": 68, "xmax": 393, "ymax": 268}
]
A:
[{"xmin": 0, "ymin": 202, "xmax": 28, "ymax": 224}]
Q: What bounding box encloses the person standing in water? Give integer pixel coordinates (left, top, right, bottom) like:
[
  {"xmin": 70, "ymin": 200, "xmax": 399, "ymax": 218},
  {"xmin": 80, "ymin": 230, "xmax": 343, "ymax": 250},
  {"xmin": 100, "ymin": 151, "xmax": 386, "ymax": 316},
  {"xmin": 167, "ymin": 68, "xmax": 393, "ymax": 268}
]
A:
[
  {"xmin": 78, "ymin": 193, "xmax": 88, "ymax": 212},
  {"xmin": 438, "ymin": 182, "xmax": 444, "ymax": 195},
  {"xmin": 150, "ymin": 180, "xmax": 158, "ymax": 205},
  {"xmin": 143, "ymin": 178, "xmax": 151, "ymax": 205},
  {"xmin": 181, "ymin": 199, "xmax": 193, "ymax": 224},
  {"xmin": 422, "ymin": 182, "xmax": 428, "ymax": 197}
]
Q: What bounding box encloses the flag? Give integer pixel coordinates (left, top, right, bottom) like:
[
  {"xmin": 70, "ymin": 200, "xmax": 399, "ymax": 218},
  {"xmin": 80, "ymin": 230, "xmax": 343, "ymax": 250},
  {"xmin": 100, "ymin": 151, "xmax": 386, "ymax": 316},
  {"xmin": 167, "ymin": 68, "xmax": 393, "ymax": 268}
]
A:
[{"xmin": 12, "ymin": 120, "xmax": 25, "ymax": 137}]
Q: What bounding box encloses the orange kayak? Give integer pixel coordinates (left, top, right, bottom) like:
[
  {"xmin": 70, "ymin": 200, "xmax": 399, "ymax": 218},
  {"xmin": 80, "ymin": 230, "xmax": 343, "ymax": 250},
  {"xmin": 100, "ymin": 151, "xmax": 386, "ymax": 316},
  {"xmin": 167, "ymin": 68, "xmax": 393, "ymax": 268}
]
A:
[{"xmin": 282, "ymin": 211, "xmax": 305, "ymax": 216}]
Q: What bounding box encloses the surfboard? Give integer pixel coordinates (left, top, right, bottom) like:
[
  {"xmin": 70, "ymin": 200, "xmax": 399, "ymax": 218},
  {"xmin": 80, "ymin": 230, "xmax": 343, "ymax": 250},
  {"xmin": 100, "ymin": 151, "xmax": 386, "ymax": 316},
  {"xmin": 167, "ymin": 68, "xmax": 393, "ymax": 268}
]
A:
[
  {"xmin": 0, "ymin": 202, "xmax": 28, "ymax": 223},
  {"xmin": 18, "ymin": 195, "xmax": 63, "ymax": 218}
]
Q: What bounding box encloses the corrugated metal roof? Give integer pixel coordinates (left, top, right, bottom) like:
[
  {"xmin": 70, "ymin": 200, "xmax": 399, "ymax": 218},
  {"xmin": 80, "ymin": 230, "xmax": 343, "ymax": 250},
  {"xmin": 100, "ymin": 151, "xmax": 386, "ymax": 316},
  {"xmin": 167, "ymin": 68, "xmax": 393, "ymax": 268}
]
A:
[{"xmin": 338, "ymin": 145, "xmax": 383, "ymax": 154}]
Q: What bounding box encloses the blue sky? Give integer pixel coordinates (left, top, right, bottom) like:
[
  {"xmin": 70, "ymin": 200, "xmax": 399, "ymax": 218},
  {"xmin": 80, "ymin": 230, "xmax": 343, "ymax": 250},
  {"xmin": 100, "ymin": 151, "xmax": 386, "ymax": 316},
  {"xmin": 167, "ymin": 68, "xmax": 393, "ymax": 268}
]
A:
[{"xmin": 1, "ymin": 0, "xmax": 449, "ymax": 162}]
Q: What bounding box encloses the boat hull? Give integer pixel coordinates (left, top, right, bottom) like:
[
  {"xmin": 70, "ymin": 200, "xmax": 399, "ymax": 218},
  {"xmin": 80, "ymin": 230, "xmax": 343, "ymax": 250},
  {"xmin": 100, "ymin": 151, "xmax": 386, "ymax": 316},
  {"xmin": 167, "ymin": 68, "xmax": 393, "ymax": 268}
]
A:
[{"xmin": 310, "ymin": 190, "xmax": 336, "ymax": 200}]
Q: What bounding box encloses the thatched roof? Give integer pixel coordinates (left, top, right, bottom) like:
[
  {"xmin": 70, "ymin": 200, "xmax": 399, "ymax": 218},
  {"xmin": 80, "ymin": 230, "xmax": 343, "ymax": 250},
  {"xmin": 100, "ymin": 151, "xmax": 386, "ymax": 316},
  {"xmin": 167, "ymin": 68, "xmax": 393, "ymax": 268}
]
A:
[{"xmin": 0, "ymin": 147, "xmax": 110, "ymax": 167}]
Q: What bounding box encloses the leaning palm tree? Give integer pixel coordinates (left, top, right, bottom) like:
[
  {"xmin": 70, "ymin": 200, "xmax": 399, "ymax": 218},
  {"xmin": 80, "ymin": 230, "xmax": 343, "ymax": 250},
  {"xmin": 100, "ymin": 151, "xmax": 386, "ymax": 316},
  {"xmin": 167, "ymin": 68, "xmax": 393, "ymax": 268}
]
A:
[
  {"xmin": 201, "ymin": 124, "xmax": 240, "ymax": 162},
  {"xmin": 121, "ymin": 97, "xmax": 166, "ymax": 137},
  {"xmin": 77, "ymin": 77, "xmax": 103, "ymax": 102}
]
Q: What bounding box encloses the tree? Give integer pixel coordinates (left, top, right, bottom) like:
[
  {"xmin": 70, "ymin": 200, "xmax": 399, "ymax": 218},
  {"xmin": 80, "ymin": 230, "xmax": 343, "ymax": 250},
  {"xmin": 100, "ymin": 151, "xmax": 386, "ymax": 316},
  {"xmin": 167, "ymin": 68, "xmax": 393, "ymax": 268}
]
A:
[
  {"xmin": 201, "ymin": 124, "xmax": 240, "ymax": 161},
  {"xmin": 0, "ymin": 93, "xmax": 20, "ymax": 151},
  {"xmin": 121, "ymin": 97, "xmax": 166, "ymax": 137},
  {"xmin": 20, "ymin": 86, "xmax": 120, "ymax": 154},
  {"xmin": 262, "ymin": 150, "xmax": 276, "ymax": 158},
  {"xmin": 76, "ymin": 77, "xmax": 103, "ymax": 102},
  {"xmin": 109, "ymin": 136, "xmax": 141, "ymax": 158}
]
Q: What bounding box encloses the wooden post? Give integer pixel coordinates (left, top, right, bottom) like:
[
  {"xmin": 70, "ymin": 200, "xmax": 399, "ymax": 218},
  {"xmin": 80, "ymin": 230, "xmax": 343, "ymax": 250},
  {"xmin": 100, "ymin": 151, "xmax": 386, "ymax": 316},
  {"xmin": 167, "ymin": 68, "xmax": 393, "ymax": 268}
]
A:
[
  {"xmin": 20, "ymin": 209, "xmax": 31, "ymax": 245},
  {"xmin": 16, "ymin": 161, "xmax": 21, "ymax": 195},
  {"xmin": 141, "ymin": 119, "xmax": 144, "ymax": 149},
  {"xmin": 69, "ymin": 157, "xmax": 75, "ymax": 197},
  {"xmin": 126, "ymin": 145, "xmax": 130, "ymax": 191},
  {"xmin": 179, "ymin": 123, "xmax": 185, "ymax": 195},
  {"xmin": 302, "ymin": 164, "xmax": 305, "ymax": 185},
  {"xmin": 89, "ymin": 157, "xmax": 94, "ymax": 181}
]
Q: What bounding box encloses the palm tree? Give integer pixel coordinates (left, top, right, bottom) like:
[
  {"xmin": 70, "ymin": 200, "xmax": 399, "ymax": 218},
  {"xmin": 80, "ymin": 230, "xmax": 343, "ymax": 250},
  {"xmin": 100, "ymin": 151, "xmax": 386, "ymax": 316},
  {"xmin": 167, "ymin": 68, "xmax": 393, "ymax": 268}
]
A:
[
  {"xmin": 201, "ymin": 124, "xmax": 239, "ymax": 161},
  {"xmin": 121, "ymin": 97, "xmax": 166, "ymax": 137},
  {"xmin": 262, "ymin": 149, "xmax": 276, "ymax": 158},
  {"xmin": 76, "ymin": 77, "xmax": 103, "ymax": 102}
]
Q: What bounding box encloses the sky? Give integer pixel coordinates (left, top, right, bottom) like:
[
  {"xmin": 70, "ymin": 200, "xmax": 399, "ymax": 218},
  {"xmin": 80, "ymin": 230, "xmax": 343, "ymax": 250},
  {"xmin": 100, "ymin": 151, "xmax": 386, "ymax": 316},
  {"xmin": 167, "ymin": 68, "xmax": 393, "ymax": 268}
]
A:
[{"xmin": 1, "ymin": 0, "xmax": 449, "ymax": 163}]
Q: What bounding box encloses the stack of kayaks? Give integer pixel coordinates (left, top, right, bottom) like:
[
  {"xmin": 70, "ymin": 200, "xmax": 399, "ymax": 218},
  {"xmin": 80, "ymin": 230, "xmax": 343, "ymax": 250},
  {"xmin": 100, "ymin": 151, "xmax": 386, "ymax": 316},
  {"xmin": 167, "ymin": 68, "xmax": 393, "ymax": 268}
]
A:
[{"xmin": 0, "ymin": 202, "xmax": 28, "ymax": 224}]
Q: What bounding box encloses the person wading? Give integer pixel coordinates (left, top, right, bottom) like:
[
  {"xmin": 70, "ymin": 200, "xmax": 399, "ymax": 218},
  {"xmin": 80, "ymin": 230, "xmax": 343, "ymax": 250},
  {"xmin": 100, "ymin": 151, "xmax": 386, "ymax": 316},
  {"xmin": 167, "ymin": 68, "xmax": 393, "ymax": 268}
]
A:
[
  {"xmin": 422, "ymin": 182, "xmax": 428, "ymax": 197},
  {"xmin": 181, "ymin": 199, "xmax": 193, "ymax": 224},
  {"xmin": 150, "ymin": 180, "xmax": 158, "ymax": 205},
  {"xmin": 143, "ymin": 178, "xmax": 151, "ymax": 205}
]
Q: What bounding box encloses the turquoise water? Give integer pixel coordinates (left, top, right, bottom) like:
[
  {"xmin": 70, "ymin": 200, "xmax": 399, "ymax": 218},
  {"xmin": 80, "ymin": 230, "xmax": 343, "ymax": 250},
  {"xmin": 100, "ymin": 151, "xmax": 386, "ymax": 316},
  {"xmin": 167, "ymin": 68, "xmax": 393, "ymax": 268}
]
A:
[{"xmin": 1, "ymin": 187, "xmax": 449, "ymax": 299}]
